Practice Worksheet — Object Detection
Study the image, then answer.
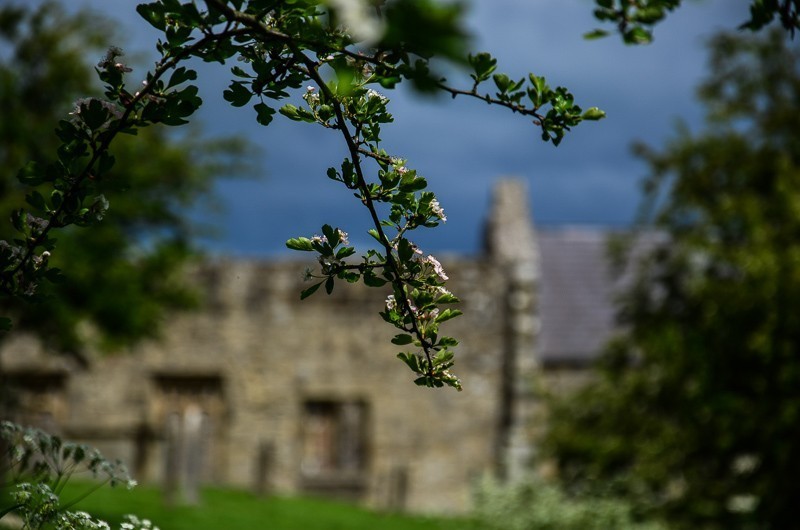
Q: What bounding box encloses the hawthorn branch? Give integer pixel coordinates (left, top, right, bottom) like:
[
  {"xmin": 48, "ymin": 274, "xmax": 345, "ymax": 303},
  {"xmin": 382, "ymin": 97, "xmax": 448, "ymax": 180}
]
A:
[{"xmin": 208, "ymin": 0, "xmax": 438, "ymax": 374}]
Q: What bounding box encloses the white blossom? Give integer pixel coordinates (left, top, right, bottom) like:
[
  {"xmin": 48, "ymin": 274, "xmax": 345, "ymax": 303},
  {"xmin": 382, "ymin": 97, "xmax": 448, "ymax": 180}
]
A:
[
  {"xmin": 424, "ymin": 255, "xmax": 448, "ymax": 281},
  {"xmin": 430, "ymin": 199, "xmax": 447, "ymax": 222},
  {"xmin": 432, "ymin": 285, "xmax": 452, "ymax": 298},
  {"xmin": 385, "ymin": 294, "xmax": 396, "ymax": 311},
  {"xmin": 366, "ymin": 88, "xmax": 388, "ymax": 103}
]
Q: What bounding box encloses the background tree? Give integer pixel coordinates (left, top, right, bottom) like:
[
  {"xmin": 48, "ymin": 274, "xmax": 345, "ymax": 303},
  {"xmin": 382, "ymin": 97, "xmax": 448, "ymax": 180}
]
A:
[
  {"xmin": 0, "ymin": 2, "xmax": 252, "ymax": 360},
  {"xmin": 587, "ymin": 0, "xmax": 798, "ymax": 43},
  {"xmin": 546, "ymin": 30, "xmax": 800, "ymax": 529}
]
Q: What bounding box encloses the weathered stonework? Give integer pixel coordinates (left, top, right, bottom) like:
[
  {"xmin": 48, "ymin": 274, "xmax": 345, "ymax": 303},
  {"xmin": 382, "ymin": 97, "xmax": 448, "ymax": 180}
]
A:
[{"xmin": 1, "ymin": 179, "xmax": 608, "ymax": 514}]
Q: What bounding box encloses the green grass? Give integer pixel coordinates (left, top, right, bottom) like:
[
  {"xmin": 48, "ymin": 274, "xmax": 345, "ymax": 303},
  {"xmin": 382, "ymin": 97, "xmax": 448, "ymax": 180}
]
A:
[{"xmin": 48, "ymin": 482, "xmax": 472, "ymax": 530}]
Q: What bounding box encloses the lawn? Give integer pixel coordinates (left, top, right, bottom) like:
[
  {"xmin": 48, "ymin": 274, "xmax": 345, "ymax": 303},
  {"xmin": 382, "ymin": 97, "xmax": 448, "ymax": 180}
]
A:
[{"xmin": 25, "ymin": 482, "xmax": 474, "ymax": 530}]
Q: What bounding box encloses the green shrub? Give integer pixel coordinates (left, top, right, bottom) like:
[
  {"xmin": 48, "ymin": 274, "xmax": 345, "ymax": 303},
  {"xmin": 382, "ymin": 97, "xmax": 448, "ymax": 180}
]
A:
[{"xmin": 472, "ymin": 475, "xmax": 668, "ymax": 530}]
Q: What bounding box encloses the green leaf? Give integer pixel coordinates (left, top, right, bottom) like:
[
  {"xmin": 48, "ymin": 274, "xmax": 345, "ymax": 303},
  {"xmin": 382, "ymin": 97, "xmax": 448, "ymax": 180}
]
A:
[
  {"xmin": 437, "ymin": 336, "xmax": 459, "ymax": 347},
  {"xmin": 168, "ymin": 66, "xmax": 197, "ymax": 88},
  {"xmin": 493, "ymin": 73, "xmax": 511, "ymax": 93},
  {"xmin": 583, "ymin": 29, "xmax": 610, "ymax": 40},
  {"xmin": 434, "ymin": 349, "xmax": 454, "ymax": 364},
  {"xmin": 279, "ymin": 103, "xmax": 300, "ymax": 120},
  {"xmin": 341, "ymin": 271, "xmax": 360, "ymax": 283},
  {"xmin": 50, "ymin": 190, "xmax": 63, "ymax": 209},
  {"xmin": 399, "ymin": 175, "xmax": 427, "ymax": 192},
  {"xmin": 363, "ymin": 272, "xmax": 387, "ymax": 287},
  {"xmin": 55, "ymin": 120, "xmax": 80, "ymax": 143},
  {"xmin": 624, "ymin": 27, "xmax": 653, "ymax": 44},
  {"xmin": 435, "ymin": 309, "xmax": 463, "ymax": 324},
  {"xmin": 17, "ymin": 161, "xmax": 45, "ymax": 186},
  {"xmin": 300, "ymin": 281, "xmax": 323, "ymax": 300},
  {"xmin": 98, "ymin": 152, "xmax": 116, "ymax": 174},
  {"xmin": 44, "ymin": 268, "xmax": 65, "ymax": 284},
  {"xmin": 397, "ymin": 352, "xmax": 421, "ymax": 372},
  {"xmin": 322, "ymin": 224, "xmax": 338, "ymax": 247},
  {"xmin": 326, "ymin": 167, "xmax": 340, "ymax": 181},
  {"xmin": 367, "ymin": 228, "xmax": 384, "ymax": 245},
  {"xmin": 223, "ymin": 82, "xmax": 253, "ymax": 107},
  {"xmin": 81, "ymin": 98, "xmax": 110, "ymax": 130},
  {"xmin": 286, "ymin": 237, "xmax": 314, "ymax": 251},
  {"xmin": 336, "ymin": 246, "xmax": 356, "ymax": 260},
  {"xmin": 392, "ymin": 334, "xmax": 414, "ymax": 345},
  {"xmin": 25, "ymin": 191, "xmax": 46, "ymax": 212},
  {"xmin": 582, "ymin": 107, "xmax": 607, "ymax": 120},
  {"xmin": 397, "ymin": 238, "xmax": 414, "ymax": 262},
  {"xmin": 254, "ymin": 103, "xmax": 275, "ymax": 126},
  {"xmin": 435, "ymin": 292, "xmax": 460, "ymax": 304},
  {"xmin": 468, "ymin": 52, "xmax": 497, "ymax": 82},
  {"xmin": 325, "ymin": 276, "xmax": 335, "ymax": 295},
  {"xmin": 136, "ymin": 2, "xmax": 167, "ymax": 30}
]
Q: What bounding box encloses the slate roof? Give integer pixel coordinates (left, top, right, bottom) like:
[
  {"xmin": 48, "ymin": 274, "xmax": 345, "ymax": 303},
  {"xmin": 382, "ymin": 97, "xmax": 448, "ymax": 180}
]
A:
[{"xmin": 536, "ymin": 227, "xmax": 628, "ymax": 366}]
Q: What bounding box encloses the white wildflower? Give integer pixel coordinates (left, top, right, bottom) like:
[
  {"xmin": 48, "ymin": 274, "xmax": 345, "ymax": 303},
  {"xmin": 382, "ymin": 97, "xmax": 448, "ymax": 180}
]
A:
[
  {"xmin": 336, "ymin": 228, "xmax": 349, "ymax": 245},
  {"xmin": 385, "ymin": 295, "xmax": 396, "ymax": 311},
  {"xmin": 311, "ymin": 234, "xmax": 327, "ymax": 245}
]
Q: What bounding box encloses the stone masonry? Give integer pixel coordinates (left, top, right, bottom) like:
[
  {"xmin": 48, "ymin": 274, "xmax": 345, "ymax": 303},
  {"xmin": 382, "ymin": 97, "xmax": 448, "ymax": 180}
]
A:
[{"xmin": 1, "ymin": 179, "xmax": 616, "ymax": 514}]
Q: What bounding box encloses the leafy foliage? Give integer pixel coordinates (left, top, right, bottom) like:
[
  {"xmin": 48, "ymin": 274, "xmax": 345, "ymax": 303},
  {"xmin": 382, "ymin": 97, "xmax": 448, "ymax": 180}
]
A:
[
  {"xmin": 587, "ymin": 0, "xmax": 799, "ymax": 43},
  {"xmin": 546, "ymin": 30, "xmax": 800, "ymax": 529},
  {"xmin": 0, "ymin": 421, "xmax": 150, "ymax": 530},
  {"xmin": 0, "ymin": 2, "xmax": 252, "ymax": 356}
]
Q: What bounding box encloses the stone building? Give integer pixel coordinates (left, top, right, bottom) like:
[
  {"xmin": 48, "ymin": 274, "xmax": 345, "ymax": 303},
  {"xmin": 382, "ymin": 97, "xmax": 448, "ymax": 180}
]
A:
[{"xmin": 0, "ymin": 179, "xmax": 623, "ymax": 514}]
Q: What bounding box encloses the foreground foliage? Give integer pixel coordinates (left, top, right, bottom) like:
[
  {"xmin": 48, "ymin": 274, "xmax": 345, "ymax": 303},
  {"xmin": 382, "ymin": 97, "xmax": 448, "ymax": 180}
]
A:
[
  {"xmin": 0, "ymin": 2, "xmax": 251, "ymax": 359},
  {"xmin": 0, "ymin": 422, "xmax": 461, "ymax": 530},
  {"xmin": 547, "ymin": 29, "xmax": 800, "ymax": 529}
]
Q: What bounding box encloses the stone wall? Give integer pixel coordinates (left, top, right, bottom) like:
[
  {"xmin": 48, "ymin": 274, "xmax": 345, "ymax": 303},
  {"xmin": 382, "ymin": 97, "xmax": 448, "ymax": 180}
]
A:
[{"xmin": 0, "ymin": 179, "xmax": 555, "ymax": 514}]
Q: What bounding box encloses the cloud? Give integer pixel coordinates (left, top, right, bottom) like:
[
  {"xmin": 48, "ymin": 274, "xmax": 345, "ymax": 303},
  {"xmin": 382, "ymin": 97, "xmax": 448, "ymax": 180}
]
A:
[{"xmin": 43, "ymin": 0, "xmax": 751, "ymax": 256}]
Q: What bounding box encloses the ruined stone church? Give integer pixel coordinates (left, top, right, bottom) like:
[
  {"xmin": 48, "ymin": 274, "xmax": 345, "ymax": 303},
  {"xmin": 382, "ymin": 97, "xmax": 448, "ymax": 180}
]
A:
[{"xmin": 1, "ymin": 180, "xmax": 623, "ymax": 513}]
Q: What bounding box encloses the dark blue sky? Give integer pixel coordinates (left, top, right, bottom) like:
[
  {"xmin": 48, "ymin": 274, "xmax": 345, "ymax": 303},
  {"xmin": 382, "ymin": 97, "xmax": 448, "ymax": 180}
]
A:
[{"xmin": 57, "ymin": 0, "xmax": 750, "ymax": 256}]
